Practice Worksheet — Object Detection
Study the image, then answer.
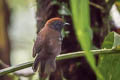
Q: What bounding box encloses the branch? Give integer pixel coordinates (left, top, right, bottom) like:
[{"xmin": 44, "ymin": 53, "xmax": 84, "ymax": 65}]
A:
[
  {"xmin": 90, "ymin": 2, "xmax": 104, "ymax": 11},
  {"xmin": 0, "ymin": 49, "xmax": 120, "ymax": 76}
]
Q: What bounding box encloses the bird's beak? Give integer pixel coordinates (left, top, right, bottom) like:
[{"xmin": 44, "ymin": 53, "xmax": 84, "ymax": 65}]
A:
[{"xmin": 64, "ymin": 22, "xmax": 70, "ymax": 26}]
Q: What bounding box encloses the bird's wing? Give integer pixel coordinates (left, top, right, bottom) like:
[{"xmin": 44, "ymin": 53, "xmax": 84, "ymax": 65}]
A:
[{"xmin": 33, "ymin": 33, "xmax": 43, "ymax": 57}]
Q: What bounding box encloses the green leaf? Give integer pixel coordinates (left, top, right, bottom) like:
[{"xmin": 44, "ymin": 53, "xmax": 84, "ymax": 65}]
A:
[
  {"xmin": 70, "ymin": 0, "xmax": 103, "ymax": 80},
  {"xmin": 113, "ymin": 32, "xmax": 120, "ymax": 49},
  {"xmin": 116, "ymin": 0, "xmax": 120, "ymax": 2},
  {"xmin": 98, "ymin": 32, "xmax": 120, "ymax": 80},
  {"xmin": 115, "ymin": 1, "xmax": 120, "ymax": 12},
  {"xmin": 101, "ymin": 32, "xmax": 114, "ymax": 49}
]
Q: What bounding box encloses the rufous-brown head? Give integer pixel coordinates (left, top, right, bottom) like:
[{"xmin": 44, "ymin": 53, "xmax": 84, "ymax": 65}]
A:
[{"xmin": 45, "ymin": 17, "xmax": 69, "ymax": 32}]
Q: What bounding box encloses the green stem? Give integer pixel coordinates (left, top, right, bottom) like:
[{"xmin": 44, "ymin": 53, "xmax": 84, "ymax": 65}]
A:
[{"xmin": 0, "ymin": 48, "xmax": 120, "ymax": 76}]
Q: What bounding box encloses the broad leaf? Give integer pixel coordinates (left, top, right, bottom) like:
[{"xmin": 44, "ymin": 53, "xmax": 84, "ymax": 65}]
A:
[{"xmin": 98, "ymin": 32, "xmax": 120, "ymax": 80}]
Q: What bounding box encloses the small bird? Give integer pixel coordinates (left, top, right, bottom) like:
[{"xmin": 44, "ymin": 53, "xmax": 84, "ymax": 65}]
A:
[{"xmin": 32, "ymin": 17, "xmax": 68, "ymax": 79}]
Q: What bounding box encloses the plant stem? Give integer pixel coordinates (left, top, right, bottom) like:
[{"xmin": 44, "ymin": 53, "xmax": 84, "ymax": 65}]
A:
[{"xmin": 0, "ymin": 48, "xmax": 120, "ymax": 76}]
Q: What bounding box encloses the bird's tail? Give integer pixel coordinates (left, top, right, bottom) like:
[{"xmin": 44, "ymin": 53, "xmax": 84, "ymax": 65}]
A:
[{"xmin": 32, "ymin": 55, "xmax": 56, "ymax": 79}]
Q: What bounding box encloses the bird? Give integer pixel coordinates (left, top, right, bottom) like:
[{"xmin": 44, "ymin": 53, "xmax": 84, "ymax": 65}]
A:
[{"xmin": 32, "ymin": 17, "xmax": 69, "ymax": 79}]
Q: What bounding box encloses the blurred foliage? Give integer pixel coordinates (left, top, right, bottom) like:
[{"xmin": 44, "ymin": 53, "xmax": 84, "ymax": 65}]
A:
[
  {"xmin": 0, "ymin": 0, "xmax": 11, "ymax": 80},
  {"xmin": 0, "ymin": 0, "xmax": 6, "ymax": 49},
  {"xmin": 70, "ymin": 0, "xmax": 103, "ymax": 80},
  {"xmin": 115, "ymin": 2, "xmax": 120, "ymax": 12},
  {"xmin": 115, "ymin": 0, "xmax": 120, "ymax": 13},
  {"xmin": 7, "ymin": 0, "xmax": 35, "ymax": 9},
  {"xmin": 98, "ymin": 32, "xmax": 120, "ymax": 80},
  {"xmin": 58, "ymin": 2, "xmax": 71, "ymax": 16}
]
